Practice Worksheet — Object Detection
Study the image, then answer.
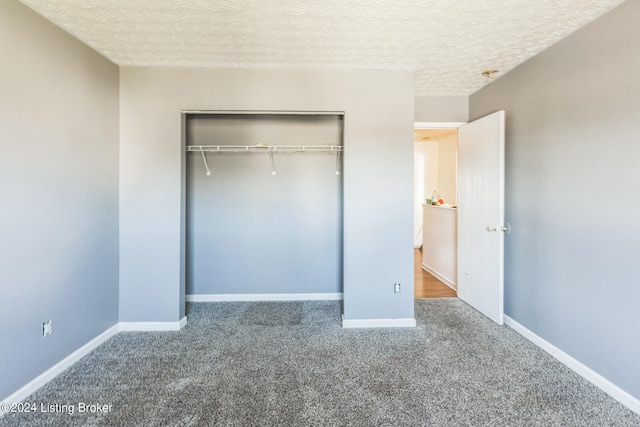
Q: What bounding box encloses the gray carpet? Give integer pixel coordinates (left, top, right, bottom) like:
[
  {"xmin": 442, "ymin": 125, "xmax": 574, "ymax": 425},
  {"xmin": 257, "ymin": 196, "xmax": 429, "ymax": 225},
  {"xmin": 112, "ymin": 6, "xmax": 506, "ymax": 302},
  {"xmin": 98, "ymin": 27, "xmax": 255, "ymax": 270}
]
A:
[{"xmin": 2, "ymin": 299, "xmax": 639, "ymax": 426}]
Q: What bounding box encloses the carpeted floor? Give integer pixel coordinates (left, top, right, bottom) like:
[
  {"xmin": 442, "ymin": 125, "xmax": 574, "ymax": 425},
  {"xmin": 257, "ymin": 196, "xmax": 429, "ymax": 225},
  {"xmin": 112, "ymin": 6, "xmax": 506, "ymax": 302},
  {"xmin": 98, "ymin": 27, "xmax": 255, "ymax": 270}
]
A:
[{"xmin": 2, "ymin": 299, "xmax": 639, "ymax": 426}]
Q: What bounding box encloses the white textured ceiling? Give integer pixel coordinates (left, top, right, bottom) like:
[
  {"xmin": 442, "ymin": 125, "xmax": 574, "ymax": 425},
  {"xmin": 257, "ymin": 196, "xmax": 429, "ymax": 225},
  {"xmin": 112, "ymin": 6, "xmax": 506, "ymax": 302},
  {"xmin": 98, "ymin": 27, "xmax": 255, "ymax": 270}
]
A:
[{"xmin": 19, "ymin": 0, "xmax": 625, "ymax": 95}]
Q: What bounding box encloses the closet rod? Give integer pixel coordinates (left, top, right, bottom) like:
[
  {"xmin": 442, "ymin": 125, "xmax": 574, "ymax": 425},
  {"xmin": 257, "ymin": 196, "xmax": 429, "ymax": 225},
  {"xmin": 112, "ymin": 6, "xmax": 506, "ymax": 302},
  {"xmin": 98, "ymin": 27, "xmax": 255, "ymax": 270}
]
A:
[{"xmin": 186, "ymin": 145, "xmax": 343, "ymax": 153}]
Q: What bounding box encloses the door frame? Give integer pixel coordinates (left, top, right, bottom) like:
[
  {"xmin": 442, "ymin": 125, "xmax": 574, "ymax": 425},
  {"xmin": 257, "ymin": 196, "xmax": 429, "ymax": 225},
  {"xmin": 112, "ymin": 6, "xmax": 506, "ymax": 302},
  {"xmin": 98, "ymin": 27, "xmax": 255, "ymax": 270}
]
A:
[
  {"xmin": 415, "ymin": 118, "xmax": 506, "ymax": 324},
  {"xmin": 413, "ymin": 121, "xmax": 466, "ymax": 291}
]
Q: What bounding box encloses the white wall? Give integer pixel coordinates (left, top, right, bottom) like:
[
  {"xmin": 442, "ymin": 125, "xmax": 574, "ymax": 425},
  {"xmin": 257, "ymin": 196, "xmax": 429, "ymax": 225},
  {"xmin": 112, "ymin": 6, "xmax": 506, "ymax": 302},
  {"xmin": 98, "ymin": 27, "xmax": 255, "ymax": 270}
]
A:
[
  {"xmin": 415, "ymin": 96, "xmax": 468, "ymax": 122},
  {"xmin": 470, "ymin": 0, "xmax": 640, "ymax": 399},
  {"xmin": 119, "ymin": 68, "xmax": 415, "ymax": 323},
  {"xmin": 413, "ymin": 141, "xmax": 438, "ymax": 246},
  {"xmin": 437, "ymin": 134, "xmax": 458, "ymax": 205},
  {"xmin": 421, "ymin": 206, "xmax": 457, "ymax": 288},
  {"xmin": 0, "ymin": 0, "xmax": 119, "ymax": 400}
]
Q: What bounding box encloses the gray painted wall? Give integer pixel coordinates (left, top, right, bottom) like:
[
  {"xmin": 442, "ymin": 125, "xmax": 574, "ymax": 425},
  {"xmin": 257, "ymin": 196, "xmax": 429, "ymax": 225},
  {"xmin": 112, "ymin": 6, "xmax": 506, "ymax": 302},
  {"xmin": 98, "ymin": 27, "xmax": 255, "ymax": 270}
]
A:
[
  {"xmin": 415, "ymin": 96, "xmax": 468, "ymax": 123},
  {"xmin": 119, "ymin": 68, "xmax": 414, "ymax": 322},
  {"xmin": 0, "ymin": 0, "xmax": 119, "ymax": 400},
  {"xmin": 186, "ymin": 114, "xmax": 343, "ymax": 295},
  {"xmin": 469, "ymin": 0, "xmax": 639, "ymax": 398}
]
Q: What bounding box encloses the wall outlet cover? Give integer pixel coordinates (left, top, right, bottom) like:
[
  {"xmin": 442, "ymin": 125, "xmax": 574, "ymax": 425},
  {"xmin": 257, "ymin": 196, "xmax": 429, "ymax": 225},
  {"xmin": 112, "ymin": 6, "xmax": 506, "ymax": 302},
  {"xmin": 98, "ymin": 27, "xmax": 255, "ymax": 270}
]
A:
[{"xmin": 42, "ymin": 320, "xmax": 52, "ymax": 337}]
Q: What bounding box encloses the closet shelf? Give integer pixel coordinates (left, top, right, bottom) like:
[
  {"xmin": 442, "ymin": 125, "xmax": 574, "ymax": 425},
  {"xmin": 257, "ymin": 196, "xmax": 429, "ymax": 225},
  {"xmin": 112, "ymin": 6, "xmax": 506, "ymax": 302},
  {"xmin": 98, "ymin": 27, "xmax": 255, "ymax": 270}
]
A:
[
  {"xmin": 186, "ymin": 145, "xmax": 343, "ymax": 153},
  {"xmin": 188, "ymin": 144, "xmax": 343, "ymax": 176}
]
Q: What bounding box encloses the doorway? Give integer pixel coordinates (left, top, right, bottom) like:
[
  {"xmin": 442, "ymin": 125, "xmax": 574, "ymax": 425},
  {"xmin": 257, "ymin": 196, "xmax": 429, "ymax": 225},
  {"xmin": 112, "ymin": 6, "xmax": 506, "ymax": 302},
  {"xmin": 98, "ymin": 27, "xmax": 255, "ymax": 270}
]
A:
[{"xmin": 413, "ymin": 123, "xmax": 462, "ymax": 299}]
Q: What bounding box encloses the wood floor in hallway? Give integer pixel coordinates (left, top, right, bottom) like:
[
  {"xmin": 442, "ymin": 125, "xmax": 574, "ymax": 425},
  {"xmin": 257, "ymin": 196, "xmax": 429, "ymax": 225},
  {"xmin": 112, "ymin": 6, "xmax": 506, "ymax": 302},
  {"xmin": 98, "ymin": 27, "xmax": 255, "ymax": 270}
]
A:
[{"xmin": 414, "ymin": 248, "xmax": 457, "ymax": 299}]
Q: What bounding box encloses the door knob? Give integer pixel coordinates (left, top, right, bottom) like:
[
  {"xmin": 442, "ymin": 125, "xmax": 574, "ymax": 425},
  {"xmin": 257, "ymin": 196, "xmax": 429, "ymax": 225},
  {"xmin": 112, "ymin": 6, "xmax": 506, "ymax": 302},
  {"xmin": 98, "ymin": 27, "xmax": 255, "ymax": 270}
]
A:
[{"xmin": 487, "ymin": 225, "xmax": 497, "ymax": 232}]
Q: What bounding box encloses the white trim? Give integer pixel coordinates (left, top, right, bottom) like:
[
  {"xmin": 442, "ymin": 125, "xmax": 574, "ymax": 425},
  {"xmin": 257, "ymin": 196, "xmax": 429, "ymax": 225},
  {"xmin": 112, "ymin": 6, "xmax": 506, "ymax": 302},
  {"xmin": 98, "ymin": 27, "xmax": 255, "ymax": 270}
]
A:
[
  {"xmin": 186, "ymin": 293, "xmax": 343, "ymax": 302},
  {"xmin": 421, "ymin": 263, "xmax": 457, "ymax": 290},
  {"xmin": 183, "ymin": 110, "xmax": 345, "ymax": 116},
  {"xmin": 1, "ymin": 324, "xmax": 119, "ymax": 412},
  {"xmin": 178, "ymin": 316, "xmax": 188, "ymax": 329},
  {"xmin": 414, "ymin": 121, "xmax": 466, "ymax": 129},
  {"xmin": 342, "ymin": 315, "xmax": 416, "ymax": 328},
  {"xmin": 119, "ymin": 316, "xmax": 188, "ymax": 332},
  {"xmin": 504, "ymin": 315, "xmax": 640, "ymax": 416}
]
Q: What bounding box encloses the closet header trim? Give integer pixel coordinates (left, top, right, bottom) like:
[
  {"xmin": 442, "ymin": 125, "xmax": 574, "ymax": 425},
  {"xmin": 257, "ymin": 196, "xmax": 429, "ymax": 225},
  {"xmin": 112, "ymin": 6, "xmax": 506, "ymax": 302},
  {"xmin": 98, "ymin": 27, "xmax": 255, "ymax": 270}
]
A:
[{"xmin": 183, "ymin": 110, "xmax": 345, "ymax": 116}]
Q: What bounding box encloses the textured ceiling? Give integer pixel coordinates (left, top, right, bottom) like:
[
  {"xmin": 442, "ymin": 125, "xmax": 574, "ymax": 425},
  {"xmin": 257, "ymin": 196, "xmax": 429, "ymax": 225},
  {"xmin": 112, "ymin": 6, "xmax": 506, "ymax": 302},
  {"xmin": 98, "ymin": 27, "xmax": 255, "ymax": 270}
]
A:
[{"xmin": 19, "ymin": 0, "xmax": 625, "ymax": 95}]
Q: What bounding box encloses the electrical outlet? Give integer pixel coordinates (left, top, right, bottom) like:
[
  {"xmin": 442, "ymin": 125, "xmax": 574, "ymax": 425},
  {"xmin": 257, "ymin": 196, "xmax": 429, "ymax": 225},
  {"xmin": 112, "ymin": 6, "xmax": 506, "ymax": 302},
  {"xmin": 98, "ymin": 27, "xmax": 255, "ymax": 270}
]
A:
[
  {"xmin": 42, "ymin": 319, "xmax": 52, "ymax": 338},
  {"xmin": 394, "ymin": 283, "xmax": 401, "ymax": 293}
]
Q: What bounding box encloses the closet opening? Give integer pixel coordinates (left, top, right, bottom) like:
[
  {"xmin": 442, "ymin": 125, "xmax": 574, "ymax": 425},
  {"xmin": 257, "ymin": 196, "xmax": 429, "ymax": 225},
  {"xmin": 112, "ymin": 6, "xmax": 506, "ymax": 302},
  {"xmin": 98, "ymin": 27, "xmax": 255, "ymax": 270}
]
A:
[{"xmin": 182, "ymin": 111, "xmax": 344, "ymax": 303}]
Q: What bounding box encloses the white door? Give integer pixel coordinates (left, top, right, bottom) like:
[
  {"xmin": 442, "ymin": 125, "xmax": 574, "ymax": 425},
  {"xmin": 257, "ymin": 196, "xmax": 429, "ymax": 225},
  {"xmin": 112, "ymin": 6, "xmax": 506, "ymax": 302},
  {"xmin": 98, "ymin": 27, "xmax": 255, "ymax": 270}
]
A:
[{"xmin": 457, "ymin": 111, "xmax": 505, "ymax": 324}]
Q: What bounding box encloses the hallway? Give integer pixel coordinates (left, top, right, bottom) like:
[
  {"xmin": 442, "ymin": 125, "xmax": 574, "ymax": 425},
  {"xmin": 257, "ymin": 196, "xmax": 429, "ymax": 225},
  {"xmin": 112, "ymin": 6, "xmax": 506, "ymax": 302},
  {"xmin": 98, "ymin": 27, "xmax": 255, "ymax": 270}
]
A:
[{"xmin": 414, "ymin": 248, "xmax": 457, "ymax": 299}]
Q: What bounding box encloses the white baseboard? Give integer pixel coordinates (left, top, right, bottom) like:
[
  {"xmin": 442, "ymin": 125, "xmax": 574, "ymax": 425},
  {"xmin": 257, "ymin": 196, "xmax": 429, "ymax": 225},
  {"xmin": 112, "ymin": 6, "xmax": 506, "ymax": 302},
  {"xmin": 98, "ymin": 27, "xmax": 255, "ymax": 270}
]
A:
[
  {"xmin": 342, "ymin": 314, "xmax": 416, "ymax": 328},
  {"xmin": 119, "ymin": 316, "xmax": 188, "ymax": 332},
  {"xmin": 1, "ymin": 324, "xmax": 119, "ymax": 413},
  {"xmin": 186, "ymin": 293, "xmax": 343, "ymax": 302},
  {"xmin": 504, "ymin": 315, "xmax": 640, "ymax": 416},
  {"xmin": 421, "ymin": 263, "xmax": 457, "ymax": 290},
  {"xmin": 1, "ymin": 316, "xmax": 190, "ymax": 413}
]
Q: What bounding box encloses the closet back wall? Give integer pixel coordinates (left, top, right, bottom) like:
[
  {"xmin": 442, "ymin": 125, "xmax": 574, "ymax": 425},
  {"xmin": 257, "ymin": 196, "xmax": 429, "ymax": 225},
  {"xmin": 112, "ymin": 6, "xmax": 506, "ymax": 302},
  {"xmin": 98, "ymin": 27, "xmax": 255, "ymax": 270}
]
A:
[{"xmin": 186, "ymin": 114, "xmax": 343, "ymax": 295}]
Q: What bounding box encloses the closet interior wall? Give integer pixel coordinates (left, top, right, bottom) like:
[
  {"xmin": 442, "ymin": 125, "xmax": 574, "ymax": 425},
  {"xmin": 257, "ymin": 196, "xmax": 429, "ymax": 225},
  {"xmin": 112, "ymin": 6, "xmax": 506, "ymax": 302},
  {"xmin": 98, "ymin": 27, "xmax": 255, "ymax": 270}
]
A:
[{"xmin": 185, "ymin": 113, "xmax": 344, "ymax": 296}]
